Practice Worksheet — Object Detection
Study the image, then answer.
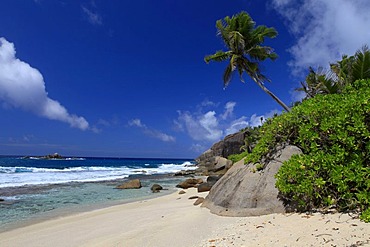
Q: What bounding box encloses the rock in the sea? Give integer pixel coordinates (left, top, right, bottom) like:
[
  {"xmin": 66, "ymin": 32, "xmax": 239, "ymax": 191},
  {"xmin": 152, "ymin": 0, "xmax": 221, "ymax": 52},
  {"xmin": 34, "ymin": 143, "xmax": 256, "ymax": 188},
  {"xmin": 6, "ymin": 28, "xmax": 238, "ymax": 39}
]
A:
[
  {"xmin": 174, "ymin": 170, "xmax": 196, "ymax": 176},
  {"xmin": 202, "ymin": 145, "xmax": 302, "ymax": 216},
  {"xmin": 0, "ymin": 198, "xmax": 4, "ymax": 202},
  {"xmin": 151, "ymin": 184, "xmax": 163, "ymax": 193},
  {"xmin": 116, "ymin": 179, "xmax": 142, "ymax": 189},
  {"xmin": 193, "ymin": 197, "xmax": 204, "ymax": 206},
  {"xmin": 176, "ymin": 178, "xmax": 203, "ymax": 189}
]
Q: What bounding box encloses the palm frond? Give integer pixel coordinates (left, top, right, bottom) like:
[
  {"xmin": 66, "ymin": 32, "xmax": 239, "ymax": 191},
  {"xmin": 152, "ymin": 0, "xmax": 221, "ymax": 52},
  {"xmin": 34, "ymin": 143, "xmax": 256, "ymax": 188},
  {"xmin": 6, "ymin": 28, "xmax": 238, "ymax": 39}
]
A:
[
  {"xmin": 248, "ymin": 45, "xmax": 278, "ymax": 61},
  {"xmin": 204, "ymin": 51, "xmax": 231, "ymax": 63},
  {"xmin": 352, "ymin": 45, "xmax": 370, "ymax": 80},
  {"xmin": 253, "ymin": 26, "xmax": 278, "ymax": 43},
  {"xmin": 223, "ymin": 63, "xmax": 233, "ymax": 88}
]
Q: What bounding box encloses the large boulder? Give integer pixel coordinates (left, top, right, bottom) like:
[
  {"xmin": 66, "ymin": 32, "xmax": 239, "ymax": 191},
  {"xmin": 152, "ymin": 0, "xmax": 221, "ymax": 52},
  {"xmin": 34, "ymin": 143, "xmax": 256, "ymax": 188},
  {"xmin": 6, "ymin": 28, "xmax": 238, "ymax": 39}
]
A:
[
  {"xmin": 116, "ymin": 179, "xmax": 142, "ymax": 189},
  {"xmin": 202, "ymin": 145, "xmax": 302, "ymax": 216},
  {"xmin": 195, "ymin": 130, "xmax": 247, "ymax": 175}
]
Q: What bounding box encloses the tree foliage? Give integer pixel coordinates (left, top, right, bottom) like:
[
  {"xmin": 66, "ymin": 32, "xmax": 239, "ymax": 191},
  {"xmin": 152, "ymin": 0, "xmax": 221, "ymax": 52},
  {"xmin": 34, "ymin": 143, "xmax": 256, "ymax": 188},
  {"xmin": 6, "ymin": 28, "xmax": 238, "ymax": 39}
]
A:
[
  {"xmin": 240, "ymin": 79, "xmax": 370, "ymax": 221},
  {"xmin": 298, "ymin": 46, "xmax": 370, "ymax": 100},
  {"xmin": 205, "ymin": 11, "xmax": 290, "ymax": 112}
]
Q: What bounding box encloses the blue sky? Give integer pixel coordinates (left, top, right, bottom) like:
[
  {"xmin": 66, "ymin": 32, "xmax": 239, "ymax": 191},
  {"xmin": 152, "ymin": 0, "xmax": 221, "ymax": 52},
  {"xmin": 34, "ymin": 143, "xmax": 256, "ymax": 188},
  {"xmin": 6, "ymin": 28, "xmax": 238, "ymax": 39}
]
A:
[{"xmin": 0, "ymin": 0, "xmax": 369, "ymax": 158}]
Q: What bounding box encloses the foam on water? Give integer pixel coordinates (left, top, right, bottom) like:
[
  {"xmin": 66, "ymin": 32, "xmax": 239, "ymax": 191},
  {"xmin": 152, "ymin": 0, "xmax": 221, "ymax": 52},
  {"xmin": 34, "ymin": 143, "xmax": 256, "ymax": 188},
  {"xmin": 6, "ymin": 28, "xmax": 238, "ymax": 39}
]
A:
[{"xmin": 0, "ymin": 160, "xmax": 196, "ymax": 188}]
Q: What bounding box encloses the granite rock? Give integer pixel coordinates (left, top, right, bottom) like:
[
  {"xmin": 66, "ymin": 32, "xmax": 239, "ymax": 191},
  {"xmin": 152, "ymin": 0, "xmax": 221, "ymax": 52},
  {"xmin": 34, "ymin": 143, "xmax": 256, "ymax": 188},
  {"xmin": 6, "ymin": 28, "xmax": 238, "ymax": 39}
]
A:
[
  {"xmin": 116, "ymin": 179, "xmax": 142, "ymax": 189},
  {"xmin": 202, "ymin": 145, "xmax": 302, "ymax": 216}
]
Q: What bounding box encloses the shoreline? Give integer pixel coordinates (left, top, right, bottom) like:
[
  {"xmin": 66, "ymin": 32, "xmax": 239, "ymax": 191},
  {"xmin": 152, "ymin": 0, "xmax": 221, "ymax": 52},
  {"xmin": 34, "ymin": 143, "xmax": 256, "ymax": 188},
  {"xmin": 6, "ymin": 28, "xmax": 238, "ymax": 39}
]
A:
[
  {"xmin": 0, "ymin": 174, "xmax": 197, "ymax": 233},
  {"xmin": 0, "ymin": 188, "xmax": 369, "ymax": 247}
]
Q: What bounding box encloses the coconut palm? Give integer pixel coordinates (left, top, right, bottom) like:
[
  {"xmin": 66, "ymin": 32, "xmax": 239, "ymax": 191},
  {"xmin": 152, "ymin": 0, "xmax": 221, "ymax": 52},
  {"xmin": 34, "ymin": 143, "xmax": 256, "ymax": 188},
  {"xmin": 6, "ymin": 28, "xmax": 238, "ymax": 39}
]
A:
[
  {"xmin": 297, "ymin": 67, "xmax": 340, "ymax": 99},
  {"xmin": 298, "ymin": 45, "xmax": 370, "ymax": 100},
  {"xmin": 204, "ymin": 11, "xmax": 290, "ymax": 112},
  {"xmin": 336, "ymin": 45, "xmax": 370, "ymax": 84}
]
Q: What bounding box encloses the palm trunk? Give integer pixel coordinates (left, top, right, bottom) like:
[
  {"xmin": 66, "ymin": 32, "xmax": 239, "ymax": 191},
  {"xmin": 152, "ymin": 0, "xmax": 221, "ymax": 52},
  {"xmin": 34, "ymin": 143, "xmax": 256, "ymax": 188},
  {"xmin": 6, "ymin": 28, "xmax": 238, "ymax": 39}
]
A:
[{"xmin": 253, "ymin": 78, "xmax": 291, "ymax": 112}]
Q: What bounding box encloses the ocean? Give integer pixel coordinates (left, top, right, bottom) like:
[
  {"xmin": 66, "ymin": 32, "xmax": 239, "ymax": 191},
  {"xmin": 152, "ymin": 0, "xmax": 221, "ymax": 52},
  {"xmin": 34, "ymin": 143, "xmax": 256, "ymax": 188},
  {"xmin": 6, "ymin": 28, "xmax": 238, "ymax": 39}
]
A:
[{"xmin": 0, "ymin": 156, "xmax": 196, "ymax": 232}]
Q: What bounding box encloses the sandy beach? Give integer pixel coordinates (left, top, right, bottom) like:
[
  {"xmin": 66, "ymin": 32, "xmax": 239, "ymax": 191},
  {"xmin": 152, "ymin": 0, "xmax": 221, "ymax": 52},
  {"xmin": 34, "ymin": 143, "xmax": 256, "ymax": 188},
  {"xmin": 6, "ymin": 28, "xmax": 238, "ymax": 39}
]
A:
[{"xmin": 0, "ymin": 188, "xmax": 369, "ymax": 247}]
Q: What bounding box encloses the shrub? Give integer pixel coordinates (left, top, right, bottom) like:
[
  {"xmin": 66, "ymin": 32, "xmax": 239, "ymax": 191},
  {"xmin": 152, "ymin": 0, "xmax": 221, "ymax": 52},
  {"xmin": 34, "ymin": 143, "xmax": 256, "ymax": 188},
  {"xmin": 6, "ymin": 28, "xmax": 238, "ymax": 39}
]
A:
[{"xmin": 243, "ymin": 79, "xmax": 370, "ymax": 221}]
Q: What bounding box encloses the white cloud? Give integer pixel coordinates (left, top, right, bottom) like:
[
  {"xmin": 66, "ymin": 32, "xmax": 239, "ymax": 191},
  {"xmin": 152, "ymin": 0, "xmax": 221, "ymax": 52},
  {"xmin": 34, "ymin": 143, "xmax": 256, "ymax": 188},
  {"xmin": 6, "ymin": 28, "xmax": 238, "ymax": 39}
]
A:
[
  {"xmin": 176, "ymin": 101, "xmax": 280, "ymax": 155},
  {"xmin": 82, "ymin": 5, "xmax": 102, "ymax": 26},
  {"xmin": 0, "ymin": 38, "xmax": 89, "ymax": 131},
  {"xmin": 249, "ymin": 110, "xmax": 280, "ymax": 127},
  {"xmin": 225, "ymin": 116, "xmax": 248, "ymax": 136},
  {"xmin": 128, "ymin": 118, "xmax": 175, "ymax": 142},
  {"xmin": 221, "ymin": 101, "xmax": 236, "ymax": 120},
  {"xmin": 176, "ymin": 110, "xmax": 223, "ymax": 142},
  {"xmin": 176, "ymin": 101, "xmax": 276, "ymax": 143},
  {"xmin": 271, "ymin": 0, "xmax": 370, "ymax": 74},
  {"xmin": 128, "ymin": 118, "xmax": 145, "ymax": 128}
]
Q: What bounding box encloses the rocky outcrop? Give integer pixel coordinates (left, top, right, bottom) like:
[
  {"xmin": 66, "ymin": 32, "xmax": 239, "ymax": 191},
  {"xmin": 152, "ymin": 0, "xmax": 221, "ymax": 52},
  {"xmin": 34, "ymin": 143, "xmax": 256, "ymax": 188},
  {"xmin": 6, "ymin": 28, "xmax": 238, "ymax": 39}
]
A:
[
  {"xmin": 202, "ymin": 145, "xmax": 302, "ymax": 216},
  {"xmin": 176, "ymin": 178, "xmax": 203, "ymax": 189},
  {"xmin": 195, "ymin": 156, "xmax": 233, "ymax": 176},
  {"xmin": 195, "ymin": 130, "xmax": 247, "ymax": 175},
  {"xmin": 116, "ymin": 179, "xmax": 142, "ymax": 189}
]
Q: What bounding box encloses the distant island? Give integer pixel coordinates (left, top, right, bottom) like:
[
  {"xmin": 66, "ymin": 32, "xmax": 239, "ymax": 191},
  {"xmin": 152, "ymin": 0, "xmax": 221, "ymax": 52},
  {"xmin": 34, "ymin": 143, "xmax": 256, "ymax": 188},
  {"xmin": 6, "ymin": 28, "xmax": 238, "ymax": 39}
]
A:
[{"xmin": 21, "ymin": 153, "xmax": 85, "ymax": 160}]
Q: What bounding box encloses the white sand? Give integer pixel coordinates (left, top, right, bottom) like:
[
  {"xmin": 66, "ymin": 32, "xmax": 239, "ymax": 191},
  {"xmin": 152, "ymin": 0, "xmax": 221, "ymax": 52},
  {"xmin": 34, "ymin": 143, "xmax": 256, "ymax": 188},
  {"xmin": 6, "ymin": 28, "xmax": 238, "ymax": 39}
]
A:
[{"xmin": 0, "ymin": 188, "xmax": 369, "ymax": 247}]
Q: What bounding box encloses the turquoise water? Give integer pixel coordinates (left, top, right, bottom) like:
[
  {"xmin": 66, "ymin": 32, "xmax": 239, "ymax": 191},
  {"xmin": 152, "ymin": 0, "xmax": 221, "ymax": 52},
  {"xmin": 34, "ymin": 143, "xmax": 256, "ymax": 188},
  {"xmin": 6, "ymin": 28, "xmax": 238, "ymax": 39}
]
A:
[
  {"xmin": 0, "ymin": 156, "xmax": 195, "ymax": 232},
  {"xmin": 0, "ymin": 177, "xmax": 185, "ymax": 232}
]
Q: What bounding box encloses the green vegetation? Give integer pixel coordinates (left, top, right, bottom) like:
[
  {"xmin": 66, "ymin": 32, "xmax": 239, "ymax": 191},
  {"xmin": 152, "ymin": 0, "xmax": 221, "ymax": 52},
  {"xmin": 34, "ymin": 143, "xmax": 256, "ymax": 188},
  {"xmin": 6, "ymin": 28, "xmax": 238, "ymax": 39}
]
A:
[
  {"xmin": 233, "ymin": 79, "xmax": 370, "ymax": 221},
  {"xmin": 298, "ymin": 46, "xmax": 370, "ymax": 100},
  {"xmin": 225, "ymin": 46, "xmax": 370, "ymax": 222},
  {"xmin": 204, "ymin": 11, "xmax": 290, "ymax": 112},
  {"xmin": 205, "ymin": 11, "xmax": 370, "ymax": 221}
]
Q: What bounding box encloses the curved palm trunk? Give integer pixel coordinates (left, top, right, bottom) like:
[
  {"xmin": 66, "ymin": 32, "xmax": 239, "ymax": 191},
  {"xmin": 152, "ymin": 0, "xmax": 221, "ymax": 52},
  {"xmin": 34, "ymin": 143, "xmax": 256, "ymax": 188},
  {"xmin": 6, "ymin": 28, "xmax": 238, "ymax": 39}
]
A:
[{"xmin": 253, "ymin": 78, "xmax": 291, "ymax": 112}]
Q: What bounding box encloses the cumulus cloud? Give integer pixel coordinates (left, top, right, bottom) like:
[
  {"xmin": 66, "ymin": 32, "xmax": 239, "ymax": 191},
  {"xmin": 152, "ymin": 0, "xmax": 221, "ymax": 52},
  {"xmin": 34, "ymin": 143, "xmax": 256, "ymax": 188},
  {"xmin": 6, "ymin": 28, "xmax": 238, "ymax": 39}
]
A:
[
  {"xmin": 224, "ymin": 116, "xmax": 249, "ymax": 136},
  {"xmin": 271, "ymin": 0, "xmax": 370, "ymax": 73},
  {"xmin": 176, "ymin": 110, "xmax": 223, "ymax": 142},
  {"xmin": 176, "ymin": 101, "xmax": 281, "ymax": 154},
  {"xmin": 128, "ymin": 118, "xmax": 175, "ymax": 142},
  {"xmin": 0, "ymin": 38, "xmax": 89, "ymax": 130},
  {"xmin": 176, "ymin": 101, "xmax": 281, "ymax": 145}
]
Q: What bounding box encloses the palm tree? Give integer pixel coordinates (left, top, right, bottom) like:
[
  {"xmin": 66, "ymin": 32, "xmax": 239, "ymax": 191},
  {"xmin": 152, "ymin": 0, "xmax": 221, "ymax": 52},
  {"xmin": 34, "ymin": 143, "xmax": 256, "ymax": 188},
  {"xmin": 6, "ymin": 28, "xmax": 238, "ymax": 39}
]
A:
[
  {"xmin": 298, "ymin": 45, "xmax": 370, "ymax": 100},
  {"xmin": 204, "ymin": 11, "xmax": 290, "ymax": 112},
  {"xmin": 297, "ymin": 67, "xmax": 340, "ymax": 99}
]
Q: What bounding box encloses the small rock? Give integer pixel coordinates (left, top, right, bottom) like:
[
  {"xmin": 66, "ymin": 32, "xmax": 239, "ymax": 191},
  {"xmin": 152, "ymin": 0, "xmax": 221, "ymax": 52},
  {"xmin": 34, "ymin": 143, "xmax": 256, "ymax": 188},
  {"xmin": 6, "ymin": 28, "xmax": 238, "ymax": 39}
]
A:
[
  {"xmin": 176, "ymin": 178, "xmax": 203, "ymax": 189},
  {"xmin": 193, "ymin": 197, "xmax": 204, "ymax": 206},
  {"xmin": 116, "ymin": 179, "xmax": 142, "ymax": 189},
  {"xmin": 0, "ymin": 198, "xmax": 4, "ymax": 202},
  {"xmin": 174, "ymin": 170, "xmax": 196, "ymax": 176},
  {"xmin": 197, "ymin": 182, "xmax": 213, "ymax": 193},
  {"xmin": 207, "ymin": 175, "xmax": 222, "ymax": 184},
  {"xmin": 178, "ymin": 190, "xmax": 186, "ymax": 194},
  {"xmin": 151, "ymin": 184, "xmax": 163, "ymax": 193},
  {"xmin": 188, "ymin": 196, "xmax": 199, "ymax": 200}
]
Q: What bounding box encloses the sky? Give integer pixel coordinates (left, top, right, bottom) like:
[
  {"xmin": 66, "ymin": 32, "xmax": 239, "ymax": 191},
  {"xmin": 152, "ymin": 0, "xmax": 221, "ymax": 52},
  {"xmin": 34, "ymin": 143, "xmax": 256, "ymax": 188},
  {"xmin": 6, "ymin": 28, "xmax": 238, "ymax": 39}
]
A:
[{"xmin": 0, "ymin": 0, "xmax": 369, "ymax": 158}]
